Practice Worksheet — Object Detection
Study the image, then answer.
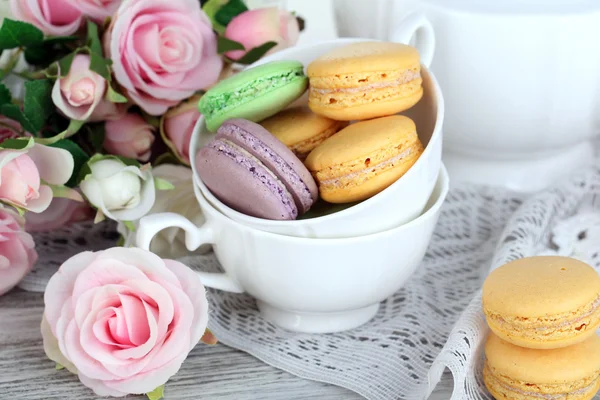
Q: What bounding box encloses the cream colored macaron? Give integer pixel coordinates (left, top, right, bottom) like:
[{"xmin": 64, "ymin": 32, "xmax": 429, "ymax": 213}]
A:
[
  {"xmin": 482, "ymin": 256, "xmax": 600, "ymax": 349},
  {"xmin": 307, "ymin": 41, "xmax": 423, "ymax": 121},
  {"xmin": 260, "ymin": 107, "xmax": 348, "ymax": 160},
  {"xmin": 484, "ymin": 332, "xmax": 600, "ymax": 400},
  {"xmin": 304, "ymin": 115, "xmax": 423, "ymax": 203}
]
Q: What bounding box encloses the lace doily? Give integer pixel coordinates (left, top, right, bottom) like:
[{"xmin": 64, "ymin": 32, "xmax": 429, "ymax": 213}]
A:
[{"xmin": 19, "ymin": 161, "xmax": 600, "ymax": 400}]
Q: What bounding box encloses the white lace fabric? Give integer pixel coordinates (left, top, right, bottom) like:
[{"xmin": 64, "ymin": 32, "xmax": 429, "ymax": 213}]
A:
[{"xmin": 20, "ymin": 158, "xmax": 600, "ymax": 400}]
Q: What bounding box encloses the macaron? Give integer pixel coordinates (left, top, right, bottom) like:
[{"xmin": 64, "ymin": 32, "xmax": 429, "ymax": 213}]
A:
[
  {"xmin": 307, "ymin": 41, "xmax": 423, "ymax": 121},
  {"xmin": 484, "ymin": 332, "xmax": 600, "ymax": 400},
  {"xmin": 196, "ymin": 118, "xmax": 318, "ymax": 220},
  {"xmin": 259, "ymin": 107, "xmax": 349, "ymax": 160},
  {"xmin": 304, "ymin": 115, "xmax": 423, "ymax": 203},
  {"xmin": 198, "ymin": 60, "xmax": 308, "ymax": 132},
  {"xmin": 482, "ymin": 256, "xmax": 600, "ymax": 350}
]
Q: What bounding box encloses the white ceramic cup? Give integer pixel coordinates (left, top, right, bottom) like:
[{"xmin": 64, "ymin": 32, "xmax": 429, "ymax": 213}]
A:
[
  {"xmin": 192, "ymin": 38, "xmax": 444, "ymax": 238},
  {"xmin": 136, "ymin": 165, "xmax": 449, "ymax": 333},
  {"xmin": 390, "ymin": 1, "xmax": 600, "ymax": 191}
]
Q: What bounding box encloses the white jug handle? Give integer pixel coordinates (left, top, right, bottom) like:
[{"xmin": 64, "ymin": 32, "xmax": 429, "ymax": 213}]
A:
[
  {"xmin": 136, "ymin": 212, "xmax": 244, "ymax": 293},
  {"xmin": 391, "ymin": 12, "xmax": 435, "ymax": 68}
]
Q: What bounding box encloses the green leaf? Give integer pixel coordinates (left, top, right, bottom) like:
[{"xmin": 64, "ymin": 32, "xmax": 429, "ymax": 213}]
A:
[
  {"xmin": 35, "ymin": 119, "xmax": 83, "ymax": 145},
  {"xmin": 77, "ymin": 162, "xmax": 92, "ymax": 183},
  {"xmin": 86, "ymin": 20, "xmax": 112, "ymax": 81},
  {"xmin": 214, "ymin": 0, "xmax": 248, "ymax": 27},
  {"xmin": 23, "ymin": 79, "xmax": 54, "ymax": 133},
  {"xmin": 86, "ymin": 20, "xmax": 102, "ymax": 55},
  {"xmin": 0, "ymin": 19, "xmax": 44, "ymax": 51},
  {"xmin": 217, "ymin": 36, "xmax": 245, "ymax": 53},
  {"xmin": 89, "ymin": 51, "xmax": 112, "ymax": 81},
  {"xmin": 116, "ymin": 235, "xmax": 125, "ymax": 247},
  {"xmin": 55, "ymin": 363, "xmax": 65, "ymax": 371},
  {"xmin": 0, "ymin": 83, "xmax": 12, "ymax": 106},
  {"xmin": 82, "ymin": 123, "xmax": 105, "ymax": 153},
  {"xmin": 154, "ymin": 177, "xmax": 174, "ymax": 191},
  {"xmin": 0, "ymin": 137, "xmax": 34, "ymax": 150},
  {"xmin": 0, "ymin": 104, "xmax": 36, "ymax": 134},
  {"xmin": 123, "ymin": 220, "xmax": 136, "ymax": 232},
  {"xmin": 49, "ymin": 139, "xmax": 90, "ymax": 187},
  {"xmin": 146, "ymin": 385, "xmax": 165, "ymax": 400},
  {"xmin": 106, "ymin": 85, "xmax": 127, "ymax": 103},
  {"xmin": 56, "ymin": 52, "xmax": 76, "ymax": 77},
  {"xmin": 13, "ymin": 205, "xmax": 25, "ymax": 217},
  {"xmin": 233, "ymin": 41, "xmax": 278, "ymax": 65},
  {"xmin": 202, "ymin": 0, "xmax": 230, "ymax": 34}
]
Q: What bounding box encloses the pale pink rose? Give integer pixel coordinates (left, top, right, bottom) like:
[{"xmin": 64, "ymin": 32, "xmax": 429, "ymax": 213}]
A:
[
  {"xmin": 88, "ymin": 98, "xmax": 129, "ymax": 122},
  {"xmin": 52, "ymin": 55, "xmax": 107, "ymax": 121},
  {"xmin": 72, "ymin": 0, "xmax": 122, "ymax": 23},
  {"xmin": 160, "ymin": 96, "xmax": 201, "ymax": 165},
  {"xmin": 0, "ymin": 116, "xmax": 24, "ymax": 142},
  {"xmin": 10, "ymin": 0, "xmax": 83, "ymax": 36},
  {"xmin": 104, "ymin": 113, "xmax": 155, "ymax": 162},
  {"xmin": 104, "ymin": 0, "xmax": 223, "ymax": 116},
  {"xmin": 41, "ymin": 247, "xmax": 209, "ymax": 397},
  {"xmin": 0, "ymin": 209, "xmax": 37, "ymax": 296},
  {"xmin": 25, "ymin": 196, "xmax": 94, "ymax": 232},
  {"xmin": 224, "ymin": 7, "xmax": 300, "ymax": 61},
  {"xmin": 0, "ymin": 144, "xmax": 75, "ymax": 213}
]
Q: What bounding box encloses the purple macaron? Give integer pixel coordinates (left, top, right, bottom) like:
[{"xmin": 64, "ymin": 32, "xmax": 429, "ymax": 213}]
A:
[{"xmin": 196, "ymin": 118, "xmax": 318, "ymax": 220}]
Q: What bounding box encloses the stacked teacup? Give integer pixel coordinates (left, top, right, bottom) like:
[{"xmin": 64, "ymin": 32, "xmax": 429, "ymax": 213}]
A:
[{"xmin": 137, "ymin": 38, "xmax": 448, "ymax": 334}]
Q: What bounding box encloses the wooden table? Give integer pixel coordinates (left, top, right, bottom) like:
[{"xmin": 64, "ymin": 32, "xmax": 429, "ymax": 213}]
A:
[{"xmin": 0, "ymin": 290, "xmax": 452, "ymax": 399}]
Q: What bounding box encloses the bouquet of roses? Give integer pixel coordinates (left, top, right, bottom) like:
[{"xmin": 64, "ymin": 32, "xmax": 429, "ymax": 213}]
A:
[{"xmin": 0, "ymin": 0, "xmax": 303, "ymax": 398}]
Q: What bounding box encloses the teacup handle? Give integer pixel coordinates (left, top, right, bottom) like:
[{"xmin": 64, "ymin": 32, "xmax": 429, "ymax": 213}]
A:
[
  {"xmin": 136, "ymin": 212, "xmax": 244, "ymax": 293},
  {"xmin": 391, "ymin": 12, "xmax": 435, "ymax": 68}
]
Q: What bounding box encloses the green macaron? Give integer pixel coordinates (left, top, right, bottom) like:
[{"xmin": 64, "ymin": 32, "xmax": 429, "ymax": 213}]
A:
[{"xmin": 198, "ymin": 60, "xmax": 308, "ymax": 132}]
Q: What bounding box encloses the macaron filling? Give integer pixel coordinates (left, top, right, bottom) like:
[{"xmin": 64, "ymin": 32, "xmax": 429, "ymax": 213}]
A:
[
  {"xmin": 487, "ymin": 294, "xmax": 600, "ymax": 341},
  {"xmin": 219, "ymin": 124, "xmax": 316, "ymax": 213},
  {"xmin": 202, "ymin": 69, "xmax": 305, "ymax": 119},
  {"xmin": 310, "ymin": 70, "xmax": 422, "ymax": 95},
  {"xmin": 318, "ymin": 143, "xmax": 422, "ymax": 189},
  {"xmin": 207, "ymin": 139, "xmax": 298, "ymax": 219},
  {"xmin": 484, "ymin": 362, "xmax": 600, "ymax": 400}
]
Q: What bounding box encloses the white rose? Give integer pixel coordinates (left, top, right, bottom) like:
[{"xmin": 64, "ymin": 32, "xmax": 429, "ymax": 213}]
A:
[
  {"xmin": 80, "ymin": 157, "xmax": 156, "ymax": 222},
  {"xmin": 117, "ymin": 164, "xmax": 209, "ymax": 259}
]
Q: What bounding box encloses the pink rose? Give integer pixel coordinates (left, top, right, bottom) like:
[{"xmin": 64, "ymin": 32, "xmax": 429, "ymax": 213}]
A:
[
  {"xmin": 10, "ymin": 0, "xmax": 83, "ymax": 36},
  {"xmin": 72, "ymin": 0, "xmax": 122, "ymax": 23},
  {"xmin": 88, "ymin": 98, "xmax": 129, "ymax": 122},
  {"xmin": 0, "ymin": 144, "xmax": 75, "ymax": 213},
  {"xmin": 160, "ymin": 96, "xmax": 201, "ymax": 165},
  {"xmin": 0, "ymin": 116, "xmax": 24, "ymax": 142},
  {"xmin": 104, "ymin": 0, "xmax": 223, "ymax": 115},
  {"xmin": 41, "ymin": 247, "xmax": 209, "ymax": 397},
  {"xmin": 0, "ymin": 209, "xmax": 37, "ymax": 296},
  {"xmin": 52, "ymin": 55, "xmax": 107, "ymax": 121},
  {"xmin": 224, "ymin": 7, "xmax": 300, "ymax": 61},
  {"xmin": 25, "ymin": 196, "xmax": 94, "ymax": 232},
  {"xmin": 104, "ymin": 113, "xmax": 155, "ymax": 162}
]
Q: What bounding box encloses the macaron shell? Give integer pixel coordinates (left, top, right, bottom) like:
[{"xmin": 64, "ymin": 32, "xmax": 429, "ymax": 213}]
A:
[
  {"xmin": 482, "ymin": 256, "xmax": 600, "ymax": 317},
  {"xmin": 484, "ymin": 332, "xmax": 600, "ymax": 390},
  {"xmin": 204, "ymin": 77, "xmax": 308, "ymax": 132},
  {"xmin": 196, "ymin": 143, "xmax": 297, "ymax": 220},
  {"xmin": 217, "ymin": 119, "xmax": 318, "ymax": 213},
  {"xmin": 306, "ymin": 115, "xmax": 419, "ymax": 168},
  {"xmin": 307, "ymin": 42, "xmax": 420, "ymax": 76}
]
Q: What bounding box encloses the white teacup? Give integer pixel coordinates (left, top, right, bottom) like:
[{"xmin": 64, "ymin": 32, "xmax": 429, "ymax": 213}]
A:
[
  {"xmin": 192, "ymin": 38, "xmax": 444, "ymax": 238},
  {"xmin": 136, "ymin": 166, "xmax": 449, "ymax": 333},
  {"xmin": 391, "ymin": 4, "xmax": 600, "ymax": 191}
]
